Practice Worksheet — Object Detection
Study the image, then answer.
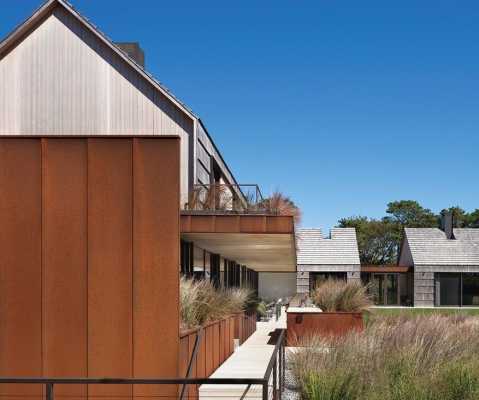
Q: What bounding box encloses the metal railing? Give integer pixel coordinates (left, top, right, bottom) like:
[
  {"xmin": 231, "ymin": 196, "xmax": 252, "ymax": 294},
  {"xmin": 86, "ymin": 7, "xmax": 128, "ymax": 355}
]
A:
[
  {"xmin": 184, "ymin": 184, "xmax": 266, "ymax": 214},
  {"xmin": 0, "ymin": 329, "xmax": 287, "ymax": 400}
]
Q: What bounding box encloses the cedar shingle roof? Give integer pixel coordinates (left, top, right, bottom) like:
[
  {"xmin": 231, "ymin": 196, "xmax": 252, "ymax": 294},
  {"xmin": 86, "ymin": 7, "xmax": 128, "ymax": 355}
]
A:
[
  {"xmin": 296, "ymin": 228, "xmax": 360, "ymax": 265},
  {"xmin": 404, "ymin": 228, "xmax": 479, "ymax": 266}
]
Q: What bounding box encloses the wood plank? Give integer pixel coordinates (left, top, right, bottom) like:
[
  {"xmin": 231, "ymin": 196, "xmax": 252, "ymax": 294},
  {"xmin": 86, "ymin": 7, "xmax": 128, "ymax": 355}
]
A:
[{"xmin": 0, "ymin": 139, "xmax": 42, "ymax": 399}]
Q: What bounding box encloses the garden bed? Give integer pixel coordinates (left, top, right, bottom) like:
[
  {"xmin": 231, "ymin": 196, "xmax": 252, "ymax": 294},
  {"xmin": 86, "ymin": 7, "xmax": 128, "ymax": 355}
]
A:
[{"xmin": 289, "ymin": 314, "xmax": 479, "ymax": 400}]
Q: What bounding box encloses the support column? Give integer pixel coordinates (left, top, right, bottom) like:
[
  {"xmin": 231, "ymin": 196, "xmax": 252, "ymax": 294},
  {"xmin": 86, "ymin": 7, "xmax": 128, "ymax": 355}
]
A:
[
  {"xmin": 347, "ymin": 271, "xmax": 361, "ymax": 283},
  {"xmin": 414, "ymin": 270, "xmax": 435, "ymax": 307},
  {"xmin": 296, "ymin": 271, "xmax": 309, "ymax": 294}
]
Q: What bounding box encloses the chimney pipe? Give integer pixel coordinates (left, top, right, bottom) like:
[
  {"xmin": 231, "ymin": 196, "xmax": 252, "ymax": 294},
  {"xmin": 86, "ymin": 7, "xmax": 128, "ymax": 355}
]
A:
[
  {"xmin": 441, "ymin": 211, "xmax": 455, "ymax": 240},
  {"xmin": 115, "ymin": 42, "xmax": 145, "ymax": 68}
]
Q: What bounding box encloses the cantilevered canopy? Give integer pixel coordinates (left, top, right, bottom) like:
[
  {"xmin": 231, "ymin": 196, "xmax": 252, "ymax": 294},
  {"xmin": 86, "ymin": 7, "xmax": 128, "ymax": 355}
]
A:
[{"xmin": 181, "ymin": 214, "xmax": 297, "ymax": 272}]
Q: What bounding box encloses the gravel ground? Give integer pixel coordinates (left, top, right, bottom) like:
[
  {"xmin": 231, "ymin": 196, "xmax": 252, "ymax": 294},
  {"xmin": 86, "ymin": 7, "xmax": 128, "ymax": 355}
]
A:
[
  {"xmin": 282, "ymin": 352, "xmax": 300, "ymax": 400},
  {"xmin": 282, "ymin": 368, "xmax": 300, "ymax": 400}
]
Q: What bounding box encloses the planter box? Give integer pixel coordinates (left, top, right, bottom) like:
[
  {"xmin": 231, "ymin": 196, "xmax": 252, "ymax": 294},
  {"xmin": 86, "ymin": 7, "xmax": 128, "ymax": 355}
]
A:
[{"xmin": 286, "ymin": 307, "xmax": 363, "ymax": 345}]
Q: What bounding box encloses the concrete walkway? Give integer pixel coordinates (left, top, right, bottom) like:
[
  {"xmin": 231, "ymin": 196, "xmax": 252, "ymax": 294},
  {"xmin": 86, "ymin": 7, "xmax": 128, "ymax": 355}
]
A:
[{"xmin": 199, "ymin": 310, "xmax": 286, "ymax": 400}]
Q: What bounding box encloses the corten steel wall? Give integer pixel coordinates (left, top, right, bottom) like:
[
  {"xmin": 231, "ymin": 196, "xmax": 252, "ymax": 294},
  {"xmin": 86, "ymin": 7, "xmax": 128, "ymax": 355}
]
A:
[
  {"xmin": 178, "ymin": 315, "xmax": 235, "ymax": 400},
  {"xmin": 0, "ymin": 137, "xmax": 180, "ymax": 400}
]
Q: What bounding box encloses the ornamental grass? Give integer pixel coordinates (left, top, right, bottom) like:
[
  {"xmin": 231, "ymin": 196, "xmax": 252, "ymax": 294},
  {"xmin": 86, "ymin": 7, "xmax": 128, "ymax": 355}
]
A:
[{"xmin": 290, "ymin": 314, "xmax": 479, "ymax": 400}]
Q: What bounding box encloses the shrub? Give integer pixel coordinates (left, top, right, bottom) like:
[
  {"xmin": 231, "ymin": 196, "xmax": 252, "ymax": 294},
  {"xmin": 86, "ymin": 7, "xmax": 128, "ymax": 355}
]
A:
[
  {"xmin": 290, "ymin": 314, "xmax": 479, "ymax": 400},
  {"xmin": 302, "ymin": 370, "xmax": 359, "ymax": 400},
  {"xmin": 258, "ymin": 191, "xmax": 302, "ymax": 224},
  {"xmin": 310, "ymin": 279, "xmax": 372, "ymax": 312},
  {"xmin": 180, "ymin": 277, "xmax": 251, "ymax": 330}
]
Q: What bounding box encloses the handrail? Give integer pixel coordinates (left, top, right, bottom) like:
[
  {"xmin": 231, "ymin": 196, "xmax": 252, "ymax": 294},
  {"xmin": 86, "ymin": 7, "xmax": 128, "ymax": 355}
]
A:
[
  {"xmin": 0, "ymin": 377, "xmax": 266, "ymax": 385},
  {"xmin": 0, "ymin": 328, "xmax": 287, "ymax": 400},
  {"xmin": 263, "ymin": 329, "xmax": 286, "ymax": 380}
]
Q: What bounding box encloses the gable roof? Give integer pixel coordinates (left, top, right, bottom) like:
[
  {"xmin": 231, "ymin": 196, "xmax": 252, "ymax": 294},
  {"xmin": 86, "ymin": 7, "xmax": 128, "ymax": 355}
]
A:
[
  {"xmin": 0, "ymin": 0, "xmax": 197, "ymax": 121},
  {"xmin": 296, "ymin": 228, "xmax": 360, "ymax": 265},
  {"xmin": 404, "ymin": 228, "xmax": 479, "ymax": 266}
]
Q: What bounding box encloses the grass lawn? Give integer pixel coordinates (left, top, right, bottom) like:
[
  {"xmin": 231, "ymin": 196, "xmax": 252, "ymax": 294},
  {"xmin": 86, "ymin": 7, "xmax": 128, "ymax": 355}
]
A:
[{"xmin": 364, "ymin": 307, "xmax": 479, "ymax": 324}]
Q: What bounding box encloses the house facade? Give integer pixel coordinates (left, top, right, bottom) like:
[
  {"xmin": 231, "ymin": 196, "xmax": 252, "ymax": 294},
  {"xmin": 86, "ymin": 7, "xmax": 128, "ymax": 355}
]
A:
[
  {"xmin": 399, "ymin": 221, "xmax": 479, "ymax": 307},
  {"xmin": 0, "ymin": 0, "xmax": 297, "ymax": 393},
  {"xmin": 296, "ymin": 228, "xmax": 361, "ymax": 293}
]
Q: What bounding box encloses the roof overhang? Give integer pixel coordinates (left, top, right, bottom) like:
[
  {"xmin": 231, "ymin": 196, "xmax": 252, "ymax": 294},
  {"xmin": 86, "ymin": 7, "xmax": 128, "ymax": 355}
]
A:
[{"xmin": 181, "ymin": 214, "xmax": 297, "ymax": 272}]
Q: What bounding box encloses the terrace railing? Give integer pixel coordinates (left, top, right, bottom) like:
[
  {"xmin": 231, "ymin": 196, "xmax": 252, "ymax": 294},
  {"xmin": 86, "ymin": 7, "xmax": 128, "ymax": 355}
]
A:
[
  {"xmin": 184, "ymin": 184, "xmax": 266, "ymax": 214},
  {"xmin": 0, "ymin": 329, "xmax": 287, "ymax": 400}
]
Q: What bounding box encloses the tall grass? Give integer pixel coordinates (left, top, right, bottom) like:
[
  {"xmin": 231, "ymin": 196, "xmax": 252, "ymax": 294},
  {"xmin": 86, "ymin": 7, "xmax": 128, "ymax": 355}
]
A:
[
  {"xmin": 310, "ymin": 279, "xmax": 372, "ymax": 312},
  {"xmin": 180, "ymin": 277, "xmax": 251, "ymax": 330},
  {"xmin": 290, "ymin": 314, "xmax": 479, "ymax": 400}
]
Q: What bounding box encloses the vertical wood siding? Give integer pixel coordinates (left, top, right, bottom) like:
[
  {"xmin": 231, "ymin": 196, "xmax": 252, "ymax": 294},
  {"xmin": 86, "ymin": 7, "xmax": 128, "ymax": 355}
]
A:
[
  {"xmin": 0, "ymin": 137, "xmax": 180, "ymax": 400},
  {"xmin": 0, "ymin": 6, "xmax": 192, "ymax": 201}
]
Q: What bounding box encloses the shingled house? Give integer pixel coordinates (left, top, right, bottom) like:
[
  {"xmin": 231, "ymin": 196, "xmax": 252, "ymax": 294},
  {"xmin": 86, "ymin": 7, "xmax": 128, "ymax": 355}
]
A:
[
  {"xmin": 399, "ymin": 214, "xmax": 479, "ymax": 307},
  {"xmin": 296, "ymin": 228, "xmax": 361, "ymax": 293}
]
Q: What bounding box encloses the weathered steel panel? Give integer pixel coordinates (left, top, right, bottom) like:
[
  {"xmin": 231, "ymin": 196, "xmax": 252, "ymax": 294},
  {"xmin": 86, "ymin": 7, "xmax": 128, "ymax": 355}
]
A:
[
  {"xmin": 133, "ymin": 138, "xmax": 179, "ymax": 399},
  {"xmin": 87, "ymin": 139, "xmax": 133, "ymax": 399},
  {"xmin": 42, "ymin": 139, "xmax": 88, "ymax": 398},
  {"xmin": 0, "ymin": 139, "xmax": 42, "ymax": 399}
]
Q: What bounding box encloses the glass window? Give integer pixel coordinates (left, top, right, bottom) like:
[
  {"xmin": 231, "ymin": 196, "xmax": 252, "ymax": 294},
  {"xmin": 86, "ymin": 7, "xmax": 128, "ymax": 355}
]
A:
[
  {"xmin": 463, "ymin": 273, "xmax": 479, "ymax": 306},
  {"xmin": 193, "ymin": 246, "xmax": 204, "ymax": 277},
  {"xmin": 386, "ymin": 274, "xmax": 399, "ymax": 305},
  {"xmin": 204, "ymin": 250, "xmax": 211, "ymax": 280},
  {"xmin": 437, "ymin": 273, "xmax": 461, "ymax": 306}
]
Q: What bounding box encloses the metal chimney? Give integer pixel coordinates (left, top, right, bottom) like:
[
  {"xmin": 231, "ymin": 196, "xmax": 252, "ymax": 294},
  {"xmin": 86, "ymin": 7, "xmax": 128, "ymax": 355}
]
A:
[
  {"xmin": 115, "ymin": 42, "xmax": 145, "ymax": 68},
  {"xmin": 441, "ymin": 211, "xmax": 455, "ymax": 240}
]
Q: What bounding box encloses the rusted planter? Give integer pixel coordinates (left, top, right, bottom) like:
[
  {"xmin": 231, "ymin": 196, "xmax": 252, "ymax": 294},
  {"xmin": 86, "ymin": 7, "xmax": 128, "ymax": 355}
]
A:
[{"xmin": 286, "ymin": 307, "xmax": 363, "ymax": 345}]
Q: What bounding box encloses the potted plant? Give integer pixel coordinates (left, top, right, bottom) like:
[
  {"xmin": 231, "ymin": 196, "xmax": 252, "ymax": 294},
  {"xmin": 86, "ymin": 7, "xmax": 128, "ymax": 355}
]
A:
[{"xmin": 287, "ymin": 279, "xmax": 371, "ymax": 345}]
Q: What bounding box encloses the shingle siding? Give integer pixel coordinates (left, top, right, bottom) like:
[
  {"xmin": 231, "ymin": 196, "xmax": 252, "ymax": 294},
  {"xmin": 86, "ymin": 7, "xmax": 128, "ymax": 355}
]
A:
[
  {"xmin": 297, "ymin": 228, "xmax": 361, "ymax": 265},
  {"xmin": 401, "ymin": 228, "xmax": 479, "ymax": 307},
  {"xmin": 404, "ymin": 228, "xmax": 479, "ymax": 266},
  {"xmin": 296, "ymin": 228, "xmax": 361, "ymax": 293}
]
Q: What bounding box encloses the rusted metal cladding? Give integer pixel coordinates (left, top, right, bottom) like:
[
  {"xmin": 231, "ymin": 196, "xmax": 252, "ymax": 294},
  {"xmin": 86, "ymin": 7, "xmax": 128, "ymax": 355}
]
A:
[
  {"xmin": 0, "ymin": 139, "xmax": 42, "ymax": 399},
  {"xmin": 286, "ymin": 312, "xmax": 364, "ymax": 346},
  {"xmin": 42, "ymin": 139, "xmax": 88, "ymax": 398},
  {"xmin": 0, "ymin": 137, "xmax": 180, "ymax": 400},
  {"xmin": 133, "ymin": 138, "xmax": 180, "ymax": 400},
  {"xmin": 87, "ymin": 139, "xmax": 133, "ymax": 399}
]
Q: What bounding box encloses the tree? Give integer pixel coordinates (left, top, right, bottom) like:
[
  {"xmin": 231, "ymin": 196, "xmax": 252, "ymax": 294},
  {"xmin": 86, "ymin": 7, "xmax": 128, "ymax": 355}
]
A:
[
  {"xmin": 467, "ymin": 209, "xmax": 479, "ymax": 228},
  {"xmin": 385, "ymin": 200, "xmax": 437, "ymax": 227},
  {"xmin": 338, "ymin": 201, "xmax": 478, "ymax": 264},
  {"xmin": 338, "ymin": 216, "xmax": 398, "ymax": 265},
  {"xmin": 441, "ymin": 206, "xmax": 469, "ymax": 227}
]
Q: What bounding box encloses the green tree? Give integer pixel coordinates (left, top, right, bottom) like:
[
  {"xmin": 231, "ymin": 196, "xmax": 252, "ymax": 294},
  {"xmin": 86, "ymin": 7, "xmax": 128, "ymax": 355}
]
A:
[
  {"xmin": 441, "ymin": 206, "xmax": 470, "ymax": 227},
  {"xmin": 385, "ymin": 200, "xmax": 437, "ymax": 227},
  {"xmin": 467, "ymin": 209, "xmax": 479, "ymax": 228},
  {"xmin": 338, "ymin": 216, "xmax": 399, "ymax": 264}
]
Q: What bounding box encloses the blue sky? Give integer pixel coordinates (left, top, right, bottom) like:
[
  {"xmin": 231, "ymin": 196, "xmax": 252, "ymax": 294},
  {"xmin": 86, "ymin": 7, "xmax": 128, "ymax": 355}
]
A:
[{"xmin": 2, "ymin": 1, "xmax": 479, "ymax": 230}]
